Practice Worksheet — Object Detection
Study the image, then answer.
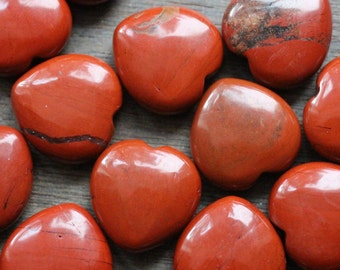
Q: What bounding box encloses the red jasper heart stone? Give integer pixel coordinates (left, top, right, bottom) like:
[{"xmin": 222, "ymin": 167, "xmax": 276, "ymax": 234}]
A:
[
  {"xmin": 114, "ymin": 6, "xmax": 223, "ymax": 114},
  {"xmin": 191, "ymin": 78, "xmax": 301, "ymax": 190},
  {"xmin": 222, "ymin": 0, "xmax": 332, "ymax": 89},
  {"xmin": 304, "ymin": 57, "xmax": 340, "ymax": 163},
  {"xmin": 0, "ymin": 203, "xmax": 113, "ymax": 270},
  {"xmin": 269, "ymin": 162, "xmax": 340, "ymax": 269},
  {"xmin": 0, "ymin": 0, "xmax": 72, "ymax": 76},
  {"xmin": 90, "ymin": 139, "xmax": 201, "ymax": 251},
  {"xmin": 0, "ymin": 126, "xmax": 32, "ymax": 230},
  {"xmin": 11, "ymin": 54, "xmax": 122, "ymax": 163},
  {"xmin": 174, "ymin": 196, "xmax": 286, "ymax": 269}
]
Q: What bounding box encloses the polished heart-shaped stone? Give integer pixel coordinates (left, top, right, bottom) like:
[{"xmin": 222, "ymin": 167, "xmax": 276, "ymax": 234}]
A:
[
  {"xmin": 0, "ymin": 0, "xmax": 72, "ymax": 76},
  {"xmin": 269, "ymin": 162, "xmax": 340, "ymax": 269},
  {"xmin": 90, "ymin": 139, "xmax": 201, "ymax": 251},
  {"xmin": 0, "ymin": 126, "xmax": 33, "ymax": 230},
  {"xmin": 222, "ymin": 0, "xmax": 332, "ymax": 89},
  {"xmin": 304, "ymin": 57, "xmax": 340, "ymax": 163},
  {"xmin": 11, "ymin": 54, "xmax": 122, "ymax": 163},
  {"xmin": 191, "ymin": 78, "xmax": 301, "ymax": 190},
  {"xmin": 174, "ymin": 196, "xmax": 286, "ymax": 269},
  {"xmin": 114, "ymin": 6, "xmax": 223, "ymax": 114},
  {"xmin": 0, "ymin": 203, "xmax": 113, "ymax": 270}
]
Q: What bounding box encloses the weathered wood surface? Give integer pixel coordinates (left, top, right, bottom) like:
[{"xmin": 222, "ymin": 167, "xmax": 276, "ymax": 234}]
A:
[{"xmin": 0, "ymin": 1, "xmax": 339, "ymax": 269}]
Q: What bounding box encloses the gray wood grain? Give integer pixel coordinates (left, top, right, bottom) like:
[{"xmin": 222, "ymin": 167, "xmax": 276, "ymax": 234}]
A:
[{"xmin": 0, "ymin": 1, "xmax": 339, "ymax": 269}]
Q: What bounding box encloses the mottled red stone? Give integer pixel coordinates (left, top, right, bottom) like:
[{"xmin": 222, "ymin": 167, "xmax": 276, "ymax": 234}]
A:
[
  {"xmin": 222, "ymin": 0, "xmax": 332, "ymax": 89},
  {"xmin": 0, "ymin": 203, "xmax": 113, "ymax": 270},
  {"xmin": 114, "ymin": 6, "xmax": 223, "ymax": 114},
  {"xmin": 0, "ymin": 126, "xmax": 33, "ymax": 230},
  {"xmin": 174, "ymin": 196, "xmax": 286, "ymax": 269},
  {"xmin": 191, "ymin": 78, "xmax": 301, "ymax": 190},
  {"xmin": 0, "ymin": 0, "xmax": 72, "ymax": 76},
  {"xmin": 90, "ymin": 139, "xmax": 201, "ymax": 251},
  {"xmin": 11, "ymin": 54, "xmax": 122, "ymax": 163},
  {"xmin": 304, "ymin": 57, "xmax": 340, "ymax": 162},
  {"xmin": 269, "ymin": 162, "xmax": 340, "ymax": 269}
]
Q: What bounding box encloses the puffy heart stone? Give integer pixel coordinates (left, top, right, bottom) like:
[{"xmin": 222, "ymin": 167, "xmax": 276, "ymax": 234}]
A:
[
  {"xmin": 90, "ymin": 139, "xmax": 201, "ymax": 251},
  {"xmin": 11, "ymin": 54, "xmax": 122, "ymax": 163},
  {"xmin": 0, "ymin": 0, "xmax": 72, "ymax": 76},
  {"xmin": 0, "ymin": 126, "xmax": 33, "ymax": 230},
  {"xmin": 304, "ymin": 57, "xmax": 340, "ymax": 162},
  {"xmin": 174, "ymin": 196, "xmax": 286, "ymax": 269},
  {"xmin": 191, "ymin": 78, "xmax": 301, "ymax": 190},
  {"xmin": 113, "ymin": 6, "xmax": 223, "ymax": 114},
  {"xmin": 269, "ymin": 162, "xmax": 340, "ymax": 269},
  {"xmin": 222, "ymin": 0, "xmax": 332, "ymax": 89},
  {"xmin": 0, "ymin": 203, "xmax": 113, "ymax": 270}
]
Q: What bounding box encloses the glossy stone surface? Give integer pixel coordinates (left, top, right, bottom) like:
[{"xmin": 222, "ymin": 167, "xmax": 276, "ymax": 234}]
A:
[
  {"xmin": 0, "ymin": 126, "xmax": 33, "ymax": 230},
  {"xmin": 174, "ymin": 196, "xmax": 286, "ymax": 269},
  {"xmin": 0, "ymin": 0, "xmax": 72, "ymax": 77},
  {"xmin": 114, "ymin": 6, "xmax": 223, "ymax": 114},
  {"xmin": 11, "ymin": 54, "xmax": 122, "ymax": 163},
  {"xmin": 269, "ymin": 162, "xmax": 340, "ymax": 269},
  {"xmin": 90, "ymin": 139, "xmax": 201, "ymax": 251},
  {"xmin": 191, "ymin": 78, "xmax": 301, "ymax": 190},
  {"xmin": 304, "ymin": 57, "xmax": 340, "ymax": 162},
  {"xmin": 222, "ymin": 0, "xmax": 332, "ymax": 89},
  {"xmin": 0, "ymin": 203, "xmax": 113, "ymax": 270}
]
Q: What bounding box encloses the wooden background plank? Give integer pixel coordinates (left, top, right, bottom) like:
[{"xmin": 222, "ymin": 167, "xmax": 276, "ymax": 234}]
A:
[{"xmin": 0, "ymin": 1, "xmax": 339, "ymax": 269}]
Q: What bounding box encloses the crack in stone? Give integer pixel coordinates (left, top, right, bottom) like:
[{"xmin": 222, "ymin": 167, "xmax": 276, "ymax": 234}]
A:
[{"xmin": 23, "ymin": 128, "xmax": 107, "ymax": 147}]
